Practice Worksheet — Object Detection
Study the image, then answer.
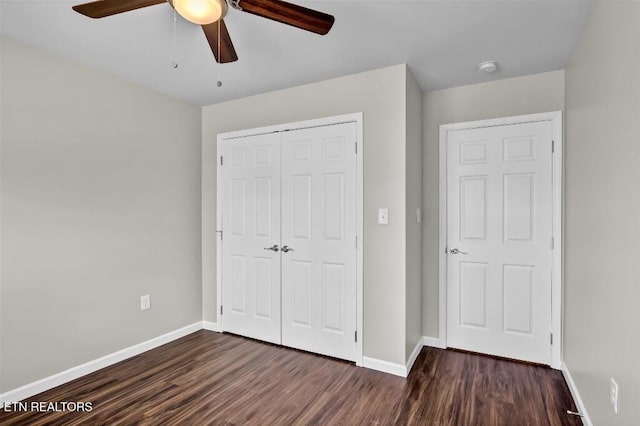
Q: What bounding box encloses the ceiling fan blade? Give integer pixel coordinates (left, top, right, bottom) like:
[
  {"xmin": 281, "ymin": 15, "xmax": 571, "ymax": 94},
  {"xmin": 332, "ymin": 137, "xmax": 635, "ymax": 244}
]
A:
[
  {"xmin": 202, "ymin": 19, "xmax": 239, "ymax": 64},
  {"xmin": 72, "ymin": 0, "xmax": 166, "ymax": 19},
  {"xmin": 237, "ymin": 0, "xmax": 334, "ymax": 35}
]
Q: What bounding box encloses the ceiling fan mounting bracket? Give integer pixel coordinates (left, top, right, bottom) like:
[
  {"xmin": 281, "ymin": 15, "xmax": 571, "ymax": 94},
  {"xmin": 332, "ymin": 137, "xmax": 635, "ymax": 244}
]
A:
[{"xmin": 228, "ymin": 0, "xmax": 243, "ymax": 11}]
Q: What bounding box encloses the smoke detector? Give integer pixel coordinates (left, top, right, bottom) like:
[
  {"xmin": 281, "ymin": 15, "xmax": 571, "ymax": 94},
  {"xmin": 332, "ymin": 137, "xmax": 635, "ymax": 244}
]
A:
[{"xmin": 478, "ymin": 61, "xmax": 498, "ymax": 73}]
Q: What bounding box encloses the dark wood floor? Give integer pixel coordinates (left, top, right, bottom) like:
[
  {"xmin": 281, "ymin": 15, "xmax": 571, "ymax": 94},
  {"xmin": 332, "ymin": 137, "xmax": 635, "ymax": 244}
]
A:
[{"xmin": 0, "ymin": 330, "xmax": 580, "ymax": 425}]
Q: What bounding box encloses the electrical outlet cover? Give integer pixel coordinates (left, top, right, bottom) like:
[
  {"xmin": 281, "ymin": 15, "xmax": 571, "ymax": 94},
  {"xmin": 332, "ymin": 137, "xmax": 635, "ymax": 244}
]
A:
[{"xmin": 140, "ymin": 294, "xmax": 151, "ymax": 311}]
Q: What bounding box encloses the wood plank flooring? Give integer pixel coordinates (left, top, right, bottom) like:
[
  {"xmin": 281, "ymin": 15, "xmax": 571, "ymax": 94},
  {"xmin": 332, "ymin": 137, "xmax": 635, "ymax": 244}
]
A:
[{"xmin": 0, "ymin": 330, "xmax": 581, "ymax": 425}]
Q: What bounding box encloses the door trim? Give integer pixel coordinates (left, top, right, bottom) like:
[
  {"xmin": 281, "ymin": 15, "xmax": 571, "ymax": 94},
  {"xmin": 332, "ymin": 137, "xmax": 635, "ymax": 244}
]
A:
[
  {"xmin": 438, "ymin": 111, "xmax": 563, "ymax": 369},
  {"xmin": 216, "ymin": 112, "xmax": 364, "ymax": 366}
]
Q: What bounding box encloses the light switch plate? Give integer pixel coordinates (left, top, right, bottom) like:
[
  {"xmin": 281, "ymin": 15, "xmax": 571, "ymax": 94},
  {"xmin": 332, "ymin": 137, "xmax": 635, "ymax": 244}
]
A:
[{"xmin": 378, "ymin": 208, "xmax": 389, "ymax": 225}]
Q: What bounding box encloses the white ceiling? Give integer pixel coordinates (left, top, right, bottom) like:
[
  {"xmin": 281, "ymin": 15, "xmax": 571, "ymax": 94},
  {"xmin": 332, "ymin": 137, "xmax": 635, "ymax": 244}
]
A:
[{"xmin": 0, "ymin": 0, "xmax": 593, "ymax": 106}]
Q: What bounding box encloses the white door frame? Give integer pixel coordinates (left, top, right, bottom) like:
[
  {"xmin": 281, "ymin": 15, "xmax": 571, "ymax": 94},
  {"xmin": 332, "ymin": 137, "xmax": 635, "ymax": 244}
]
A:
[
  {"xmin": 438, "ymin": 111, "xmax": 563, "ymax": 369},
  {"xmin": 216, "ymin": 112, "xmax": 364, "ymax": 366}
]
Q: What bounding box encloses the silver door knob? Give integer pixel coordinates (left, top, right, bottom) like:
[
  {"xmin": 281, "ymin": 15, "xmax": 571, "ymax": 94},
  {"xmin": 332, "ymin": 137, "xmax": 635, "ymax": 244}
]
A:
[
  {"xmin": 264, "ymin": 244, "xmax": 279, "ymax": 252},
  {"xmin": 449, "ymin": 247, "xmax": 468, "ymax": 255},
  {"xmin": 281, "ymin": 245, "xmax": 294, "ymax": 253}
]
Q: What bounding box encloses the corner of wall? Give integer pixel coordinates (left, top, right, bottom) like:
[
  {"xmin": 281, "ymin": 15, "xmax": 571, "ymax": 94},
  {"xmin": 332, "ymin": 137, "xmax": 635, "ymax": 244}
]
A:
[{"xmin": 405, "ymin": 66, "xmax": 424, "ymax": 362}]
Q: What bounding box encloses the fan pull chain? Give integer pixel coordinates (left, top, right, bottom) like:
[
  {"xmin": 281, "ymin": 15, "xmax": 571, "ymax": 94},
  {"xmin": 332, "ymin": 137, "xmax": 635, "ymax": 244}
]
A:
[
  {"xmin": 171, "ymin": 7, "xmax": 178, "ymax": 69},
  {"xmin": 217, "ymin": 20, "xmax": 222, "ymax": 87}
]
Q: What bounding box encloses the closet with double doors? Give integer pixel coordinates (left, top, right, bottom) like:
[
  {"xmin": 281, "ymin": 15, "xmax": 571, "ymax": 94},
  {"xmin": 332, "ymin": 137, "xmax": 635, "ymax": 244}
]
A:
[{"xmin": 218, "ymin": 117, "xmax": 360, "ymax": 362}]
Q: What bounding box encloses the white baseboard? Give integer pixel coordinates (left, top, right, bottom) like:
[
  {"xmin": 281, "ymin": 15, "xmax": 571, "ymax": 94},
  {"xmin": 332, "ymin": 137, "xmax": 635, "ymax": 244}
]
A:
[
  {"xmin": 406, "ymin": 339, "xmax": 423, "ymax": 376},
  {"xmin": 362, "ymin": 356, "xmax": 407, "ymax": 377},
  {"xmin": 363, "ymin": 341, "xmax": 423, "ymax": 378},
  {"xmin": 561, "ymin": 362, "xmax": 592, "ymax": 426},
  {"xmin": 0, "ymin": 324, "xmax": 481, "ymax": 402},
  {"xmin": 0, "ymin": 322, "xmax": 202, "ymax": 404},
  {"xmin": 202, "ymin": 321, "xmax": 221, "ymax": 332},
  {"xmin": 423, "ymin": 335, "xmax": 446, "ymax": 349}
]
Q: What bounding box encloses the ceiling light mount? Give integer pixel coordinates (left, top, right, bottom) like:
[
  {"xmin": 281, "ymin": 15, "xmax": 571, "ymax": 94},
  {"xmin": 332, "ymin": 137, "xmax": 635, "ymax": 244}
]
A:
[{"xmin": 478, "ymin": 60, "xmax": 498, "ymax": 73}]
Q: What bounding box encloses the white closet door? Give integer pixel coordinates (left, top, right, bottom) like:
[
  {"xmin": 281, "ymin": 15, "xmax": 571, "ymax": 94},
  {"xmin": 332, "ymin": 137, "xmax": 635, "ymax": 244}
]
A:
[
  {"xmin": 221, "ymin": 132, "xmax": 282, "ymax": 344},
  {"xmin": 446, "ymin": 120, "xmax": 553, "ymax": 364},
  {"xmin": 280, "ymin": 122, "xmax": 358, "ymax": 361}
]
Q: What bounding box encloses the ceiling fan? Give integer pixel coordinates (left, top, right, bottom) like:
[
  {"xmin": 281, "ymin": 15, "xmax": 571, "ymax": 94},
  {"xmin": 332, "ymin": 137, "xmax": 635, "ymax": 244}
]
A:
[{"xmin": 72, "ymin": 0, "xmax": 335, "ymax": 63}]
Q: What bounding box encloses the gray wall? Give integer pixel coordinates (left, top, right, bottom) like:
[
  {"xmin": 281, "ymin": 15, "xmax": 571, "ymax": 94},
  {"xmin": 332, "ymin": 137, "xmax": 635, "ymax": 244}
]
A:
[
  {"xmin": 202, "ymin": 64, "xmax": 411, "ymax": 365},
  {"xmin": 421, "ymin": 70, "xmax": 565, "ymax": 337},
  {"xmin": 0, "ymin": 38, "xmax": 203, "ymax": 392},
  {"xmin": 405, "ymin": 69, "xmax": 423, "ymax": 360},
  {"xmin": 564, "ymin": 2, "xmax": 640, "ymax": 424}
]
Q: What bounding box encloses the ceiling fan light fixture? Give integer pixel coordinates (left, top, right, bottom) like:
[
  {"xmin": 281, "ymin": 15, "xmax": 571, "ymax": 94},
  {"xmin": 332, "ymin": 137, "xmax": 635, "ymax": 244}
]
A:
[
  {"xmin": 175, "ymin": 0, "xmax": 227, "ymax": 25},
  {"xmin": 72, "ymin": 0, "xmax": 334, "ymax": 64}
]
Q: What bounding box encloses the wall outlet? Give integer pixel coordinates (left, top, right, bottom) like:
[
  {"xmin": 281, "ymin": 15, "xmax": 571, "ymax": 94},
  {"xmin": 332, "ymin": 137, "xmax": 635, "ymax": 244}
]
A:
[
  {"xmin": 610, "ymin": 377, "xmax": 619, "ymax": 414},
  {"xmin": 140, "ymin": 294, "xmax": 151, "ymax": 311}
]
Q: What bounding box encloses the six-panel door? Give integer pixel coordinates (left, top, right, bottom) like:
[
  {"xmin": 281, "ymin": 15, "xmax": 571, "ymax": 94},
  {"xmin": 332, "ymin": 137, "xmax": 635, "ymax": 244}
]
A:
[
  {"xmin": 221, "ymin": 132, "xmax": 282, "ymax": 344},
  {"xmin": 446, "ymin": 121, "xmax": 553, "ymax": 365},
  {"xmin": 280, "ymin": 123, "xmax": 357, "ymax": 361}
]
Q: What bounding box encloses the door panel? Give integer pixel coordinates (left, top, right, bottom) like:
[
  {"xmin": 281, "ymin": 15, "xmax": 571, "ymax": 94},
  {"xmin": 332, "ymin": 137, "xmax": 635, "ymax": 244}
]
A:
[
  {"xmin": 459, "ymin": 261, "xmax": 488, "ymax": 329},
  {"xmin": 292, "ymin": 175, "xmax": 312, "ymax": 239},
  {"xmin": 321, "ymin": 262, "xmax": 345, "ymax": 332},
  {"xmin": 292, "ymin": 260, "xmax": 312, "ymax": 326},
  {"xmin": 323, "ymin": 174, "xmax": 345, "ymax": 240},
  {"xmin": 460, "ymin": 176, "xmax": 488, "ymax": 240},
  {"xmin": 447, "ymin": 121, "xmax": 553, "ymax": 365},
  {"xmin": 281, "ymin": 123, "xmax": 357, "ymax": 361},
  {"xmin": 222, "ymin": 132, "xmax": 281, "ymax": 344},
  {"xmin": 504, "ymin": 174, "xmax": 534, "ymax": 241},
  {"xmin": 503, "ymin": 264, "xmax": 534, "ymax": 334}
]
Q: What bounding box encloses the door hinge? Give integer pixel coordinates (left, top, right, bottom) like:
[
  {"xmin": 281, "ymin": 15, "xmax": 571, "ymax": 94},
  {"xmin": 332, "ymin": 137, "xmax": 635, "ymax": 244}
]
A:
[
  {"xmin": 355, "ymin": 331, "xmax": 357, "ymax": 342},
  {"xmin": 220, "ymin": 305, "xmax": 223, "ymax": 315},
  {"xmin": 355, "ymin": 141, "xmax": 357, "ymax": 154},
  {"xmin": 217, "ymin": 230, "xmax": 223, "ymax": 241},
  {"xmin": 551, "ymin": 237, "xmax": 555, "ymax": 249},
  {"xmin": 220, "ymin": 156, "xmax": 224, "ymax": 166},
  {"xmin": 552, "ymin": 140, "xmax": 555, "ymax": 153},
  {"xmin": 355, "ymin": 236, "xmax": 358, "ymax": 248},
  {"xmin": 550, "ymin": 333, "xmax": 553, "ymax": 345}
]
